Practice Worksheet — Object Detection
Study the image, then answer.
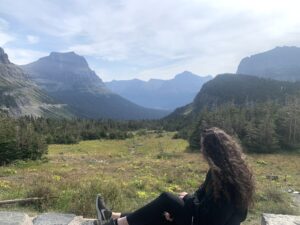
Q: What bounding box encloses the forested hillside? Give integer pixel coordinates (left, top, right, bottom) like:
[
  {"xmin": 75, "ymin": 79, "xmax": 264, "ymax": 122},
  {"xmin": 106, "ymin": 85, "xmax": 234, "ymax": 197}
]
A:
[{"xmin": 164, "ymin": 74, "xmax": 300, "ymax": 152}]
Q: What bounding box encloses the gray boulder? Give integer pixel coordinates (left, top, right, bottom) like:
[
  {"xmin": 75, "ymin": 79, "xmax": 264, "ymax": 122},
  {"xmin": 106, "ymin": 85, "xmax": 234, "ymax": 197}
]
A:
[
  {"xmin": 33, "ymin": 213, "xmax": 77, "ymax": 225},
  {"xmin": 0, "ymin": 211, "xmax": 31, "ymax": 225},
  {"xmin": 261, "ymin": 213, "xmax": 300, "ymax": 225}
]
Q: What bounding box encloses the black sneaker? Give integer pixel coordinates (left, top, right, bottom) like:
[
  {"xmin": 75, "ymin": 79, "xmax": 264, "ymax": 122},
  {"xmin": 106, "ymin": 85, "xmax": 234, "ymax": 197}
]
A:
[{"xmin": 96, "ymin": 194, "xmax": 112, "ymax": 224}]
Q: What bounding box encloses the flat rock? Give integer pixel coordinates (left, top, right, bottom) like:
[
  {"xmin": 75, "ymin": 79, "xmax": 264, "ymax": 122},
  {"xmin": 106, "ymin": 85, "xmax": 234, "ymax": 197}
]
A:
[
  {"xmin": 0, "ymin": 211, "xmax": 31, "ymax": 225},
  {"xmin": 33, "ymin": 213, "xmax": 76, "ymax": 225},
  {"xmin": 79, "ymin": 220, "xmax": 97, "ymax": 225},
  {"xmin": 69, "ymin": 217, "xmax": 97, "ymax": 225},
  {"xmin": 261, "ymin": 213, "xmax": 300, "ymax": 225}
]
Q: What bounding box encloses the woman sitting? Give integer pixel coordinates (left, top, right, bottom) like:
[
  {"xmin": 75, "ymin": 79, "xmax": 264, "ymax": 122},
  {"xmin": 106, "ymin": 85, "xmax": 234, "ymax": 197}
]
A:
[{"xmin": 96, "ymin": 127, "xmax": 255, "ymax": 225}]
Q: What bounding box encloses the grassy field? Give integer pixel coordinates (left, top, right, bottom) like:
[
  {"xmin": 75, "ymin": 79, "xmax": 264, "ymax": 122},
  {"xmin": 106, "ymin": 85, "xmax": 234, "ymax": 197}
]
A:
[{"xmin": 0, "ymin": 131, "xmax": 299, "ymax": 224}]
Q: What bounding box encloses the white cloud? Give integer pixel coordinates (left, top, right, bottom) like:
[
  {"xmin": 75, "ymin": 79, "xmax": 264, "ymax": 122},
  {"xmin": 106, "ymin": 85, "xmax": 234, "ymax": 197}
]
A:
[
  {"xmin": 26, "ymin": 35, "xmax": 40, "ymax": 44},
  {"xmin": 4, "ymin": 48, "xmax": 47, "ymax": 65},
  {"xmin": 0, "ymin": 17, "xmax": 14, "ymax": 46},
  {"xmin": 0, "ymin": 32, "xmax": 14, "ymax": 46},
  {"xmin": 1, "ymin": 0, "xmax": 300, "ymax": 79},
  {"xmin": 0, "ymin": 17, "xmax": 9, "ymax": 29}
]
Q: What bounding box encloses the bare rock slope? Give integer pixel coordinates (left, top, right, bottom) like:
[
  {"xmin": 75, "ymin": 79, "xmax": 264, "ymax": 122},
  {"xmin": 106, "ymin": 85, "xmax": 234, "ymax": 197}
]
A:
[{"xmin": 0, "ymin": 47, "xmax": 71, "ymax": 118}]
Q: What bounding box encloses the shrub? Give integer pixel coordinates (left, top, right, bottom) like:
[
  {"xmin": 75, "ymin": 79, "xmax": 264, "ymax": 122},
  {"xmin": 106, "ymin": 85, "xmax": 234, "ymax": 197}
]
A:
[
  {"xmin": 67, "ymin": 180, "xmax": 126, "ymax": 217},
  {"xmin": 26, "ymin": 182, "xmax": 55, "ymax": 211},
  {"xmin": 0, "ymin": 117, "xmax": 48, "ymax": 165}
]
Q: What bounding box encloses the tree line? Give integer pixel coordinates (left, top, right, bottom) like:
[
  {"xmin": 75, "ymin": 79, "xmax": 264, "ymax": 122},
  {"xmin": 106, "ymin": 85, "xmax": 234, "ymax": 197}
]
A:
[
  {"xmin": 188, "ymin": 96, "xmax": 300, "ymax": 153},
  {"xmin": 0, "ymin": 114, "xmax": 47, "ymax": 165},
  {"xmin": 0, "ymin": 113, "xmax": 161, "ymax": 165},
  {"xmin": 1, "ymin": 94, "xmax": 299, "ymax": 165}
]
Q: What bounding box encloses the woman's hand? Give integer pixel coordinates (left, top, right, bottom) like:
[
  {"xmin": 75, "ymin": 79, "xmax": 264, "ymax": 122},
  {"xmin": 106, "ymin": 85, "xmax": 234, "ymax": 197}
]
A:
[
  {"xmin": 178, "ymin": 192, "xmax": 188, "ymax": 199},
  {"xmin": 164, "ymin": 212, "xmax": 173, "ymax": 221}
]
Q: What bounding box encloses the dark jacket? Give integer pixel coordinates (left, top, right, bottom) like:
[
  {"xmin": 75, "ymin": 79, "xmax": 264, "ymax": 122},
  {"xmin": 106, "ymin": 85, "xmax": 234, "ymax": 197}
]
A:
[{"xmin": 183, "ymin": 170, "xmax": 247, "ymax": 225}]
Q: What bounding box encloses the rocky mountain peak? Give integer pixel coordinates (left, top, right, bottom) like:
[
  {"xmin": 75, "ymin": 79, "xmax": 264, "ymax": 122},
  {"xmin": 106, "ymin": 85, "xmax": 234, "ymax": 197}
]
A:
[
  {"xmin": 43, "ymin": 51, "xmax": 88, "ymax": 67},
  {"xmin": 0, "ymin": 47, "xmax": 10, "ymax": 64},
  {"xmin": 237, "ymin": 46, "xmax": 300, "ymax": 81},
  {"xmin": 174, "ymin": 71, "xmax": 212, "ymax": 81},
  {"xmin": 174, "ymin": 71, "xmax": 195, "ymax": 79}
]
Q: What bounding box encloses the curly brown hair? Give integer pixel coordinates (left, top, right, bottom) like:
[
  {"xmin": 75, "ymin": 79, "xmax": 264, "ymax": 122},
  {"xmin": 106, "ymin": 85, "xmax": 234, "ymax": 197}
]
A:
[{"xmin": 201, "ymin": 127, "xmax": 255, "ymax": 209}]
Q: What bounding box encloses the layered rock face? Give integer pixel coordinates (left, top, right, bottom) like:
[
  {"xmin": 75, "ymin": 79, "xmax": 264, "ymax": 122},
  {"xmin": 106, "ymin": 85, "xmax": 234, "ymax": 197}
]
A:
[
  {"xmin": 22, "ymin": 52, "xmax": 108, "ymax": 94},
  {"xmin": 0, "ymin": 47, "xmax": 10, "ymax": 64},
  {"xmin": 237, "ymin": 46, "xmax": 300, "ymax": 81},
  {"xmin": 0, "ymin": 47, "xmax": 71, "ymax": 118}
]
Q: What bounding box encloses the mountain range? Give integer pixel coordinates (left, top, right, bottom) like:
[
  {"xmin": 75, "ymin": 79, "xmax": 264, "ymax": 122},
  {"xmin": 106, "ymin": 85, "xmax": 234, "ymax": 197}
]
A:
[
  {"xmin": 21, "ymin": 52, "xmax": 168, "ymax": 120},
  {"xmin": 2, "ymin": 45, "xmax": 300, "ymax": 120},
  {"xmin": 237, "ymin": 46, "xmax": 300, "ymax": 81},
  {"xmin": 105, "ymin": 71, "xmax": 212, "ymax": 110}
]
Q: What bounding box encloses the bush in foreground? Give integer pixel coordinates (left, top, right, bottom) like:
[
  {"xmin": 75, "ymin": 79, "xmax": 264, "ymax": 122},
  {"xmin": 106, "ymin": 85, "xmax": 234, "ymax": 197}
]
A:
[{"xmin": 0, "ymin": 116, "xmax": 48, "ymax": 165}]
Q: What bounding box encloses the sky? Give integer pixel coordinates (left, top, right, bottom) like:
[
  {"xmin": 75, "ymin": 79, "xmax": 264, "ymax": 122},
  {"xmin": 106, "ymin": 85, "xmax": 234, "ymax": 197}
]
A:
[{"xmin": 0, "ymin": 0, "xmax": 300, "ymax": 81}]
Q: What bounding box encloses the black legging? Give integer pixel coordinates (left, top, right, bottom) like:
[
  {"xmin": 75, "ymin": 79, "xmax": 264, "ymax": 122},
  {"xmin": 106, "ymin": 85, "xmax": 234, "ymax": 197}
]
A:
[{"xmin": 121, "ymin": 192, "xmax": 192, "ymax": 225}]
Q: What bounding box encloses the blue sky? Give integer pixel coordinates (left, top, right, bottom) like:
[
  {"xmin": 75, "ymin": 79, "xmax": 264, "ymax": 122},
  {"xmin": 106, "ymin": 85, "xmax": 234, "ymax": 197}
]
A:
[{"xmin": 1, "ymin": 0, "xmax": 300, "ymax": 81}]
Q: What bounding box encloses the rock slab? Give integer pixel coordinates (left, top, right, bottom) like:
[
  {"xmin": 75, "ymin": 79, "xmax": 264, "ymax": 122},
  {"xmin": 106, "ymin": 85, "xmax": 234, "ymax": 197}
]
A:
[
  {"xmin": 79, "ymin": 220, "xmax": 97, "ymax": 225},
  {"xmin": 0, "ymin": 212, "xmax": 98, "ymax": 225},
  {"xmin": 33, "ymin": 213, "xmax": 77, "ymax": 225},
  {"xmin": 0, "ymin": 211, "xmax": 30, "ymax": 225},
  {"xmin": 261, "ymin": 213, "xmax": 300, "ymax": 225}
]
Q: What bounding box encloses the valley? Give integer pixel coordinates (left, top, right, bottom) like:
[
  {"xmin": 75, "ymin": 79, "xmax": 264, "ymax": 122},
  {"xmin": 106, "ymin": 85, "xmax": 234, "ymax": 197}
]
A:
[
  {"xmin": 0, "ymin": 132, "xmax": 299, "ymax": 225},
  {"xmin": 1, "ymin": 2, "xmax": 300, "ymax": 224}
]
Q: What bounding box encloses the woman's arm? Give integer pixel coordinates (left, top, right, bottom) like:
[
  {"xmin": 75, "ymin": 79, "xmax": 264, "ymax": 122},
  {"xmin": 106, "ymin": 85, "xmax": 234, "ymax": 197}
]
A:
[{"xmin": 179, "ymin": 192, "xmax": 189, "ymax": 199}]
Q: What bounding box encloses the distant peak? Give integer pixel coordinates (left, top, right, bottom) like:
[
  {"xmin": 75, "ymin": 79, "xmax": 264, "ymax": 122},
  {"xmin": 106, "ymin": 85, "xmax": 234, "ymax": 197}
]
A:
[
  {"xmin": 50, "ymin": 51, "xmax": 79, "ymax": 56},
  {"xmin": 49, "ymin": 51, "xmax": 78, "ymax": 57},
  {"xmin": 43, "ymin": 51, "xmax": 88, "ymax": 66},
  {"xmin": 174, "ymin": 71, "xmax": 197, "ymax": 79},
  {"xmin": 0, "ymin": 47, "xmax": 10, "ymax": 64},
  {"xmin": 177, "ymin": 70, "xmax": 193, "ymax": 75}
]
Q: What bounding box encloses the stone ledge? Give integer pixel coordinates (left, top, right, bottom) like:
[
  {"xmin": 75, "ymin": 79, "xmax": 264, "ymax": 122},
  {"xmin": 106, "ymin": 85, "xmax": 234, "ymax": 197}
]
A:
[
  {"xmin": 0, "ymin": 212, "xmax": 97, "ymax": 225},
  {"xmin": 3, "ymin": 211, "xmax": 300, "ymax": 225},
  {"xmin": 261, "ymin": 213, "xmax": 300, "ymax": 225}
]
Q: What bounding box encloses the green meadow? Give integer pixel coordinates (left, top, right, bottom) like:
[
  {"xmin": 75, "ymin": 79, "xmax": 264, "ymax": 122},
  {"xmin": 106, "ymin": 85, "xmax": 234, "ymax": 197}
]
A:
[{"xmin": 0, "ymin": 132, "xmax": 299, "ymax": 224}]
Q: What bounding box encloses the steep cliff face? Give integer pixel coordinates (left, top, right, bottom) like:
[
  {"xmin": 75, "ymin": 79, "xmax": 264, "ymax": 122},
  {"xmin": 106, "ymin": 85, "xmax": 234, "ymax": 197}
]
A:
[
  {"xmin": 0, "ymin": 47, "xmax": 72, "ymax": 118},
  {"xmin": 237, "ymin": 46, "xmax": 300, "ymax": 81},
  {"xmin": 0, "ymin": 47, "xmax": 10, "ymax": 64},
  {"xmin": 22, "ymin": 52, "xmax": 109, "ymax": 94},
  {"xmin": 22, "ymin": 52, "xmax": 168, "ymax": 119}
]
